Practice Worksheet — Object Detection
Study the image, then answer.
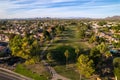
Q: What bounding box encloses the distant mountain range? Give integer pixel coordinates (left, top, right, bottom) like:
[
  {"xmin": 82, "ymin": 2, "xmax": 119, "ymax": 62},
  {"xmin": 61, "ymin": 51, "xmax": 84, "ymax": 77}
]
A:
[
  {"xmin": 0, "ymin": 16, "xmax": 120, "ymax": 20},
  {"xmin": 105, "ymin": 16, "xmax": 120, "ymax": 20}
]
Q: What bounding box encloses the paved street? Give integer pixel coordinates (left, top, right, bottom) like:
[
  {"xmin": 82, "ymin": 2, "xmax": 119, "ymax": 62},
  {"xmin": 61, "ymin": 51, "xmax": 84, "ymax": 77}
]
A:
[
  {"xmin": 0, "ymin": 68, "xmax": 32, "ymax": 80},
  {"xmin": 0, "ymin": 71, "xmax": 20, "ymax": 80}
]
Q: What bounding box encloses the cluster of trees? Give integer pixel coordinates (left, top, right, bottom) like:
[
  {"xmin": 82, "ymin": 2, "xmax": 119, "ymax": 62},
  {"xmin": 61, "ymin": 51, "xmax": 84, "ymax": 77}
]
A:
[
  {"xmin": 111, "ymin": 24, "xmax": 120, "ymax": 32},
  {"xmin": 0, "ymin": 21, "xmax": 9, "ymax": 30},
  {"xmin": 77, "ymin": 22, "xmax": 91, "ymax": 39},
  {"xmin": 112, "ymin": 41, "xmax": 120, "ymax": 48},
  {"xmin": 43, "ymin": 24, "xmax": 65, "ymax": 41},
  {"xmin": 9, "ymin": 35, "xmax": 40, "ymax": 64},
  {"xmin": 55, "ymin": 25, "xmax": 65, "ymax": 34},
  {"xmin": 97, "ymin": 21, "xmax": 107, "ymax": 26},
  {"xmin": 77, "ymin": 45, "xmax": 110, "ymax": 79},
  {"xmin": 43, "ymin": 30, "xmax": 52, "ymax": 41},
  {"xmin": 0, "ymin": 26, "xmax": 7, "ymax": 30},
  {"xmin": 89, "ymin": 35, "xmax": 106, "ymax": 44}
]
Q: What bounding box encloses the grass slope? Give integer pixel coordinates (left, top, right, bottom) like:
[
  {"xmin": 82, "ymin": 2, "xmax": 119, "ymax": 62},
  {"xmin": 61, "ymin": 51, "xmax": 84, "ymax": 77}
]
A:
[{"xmin": 15, "ymin": 64, "xmax": 47, "ymax": 80}]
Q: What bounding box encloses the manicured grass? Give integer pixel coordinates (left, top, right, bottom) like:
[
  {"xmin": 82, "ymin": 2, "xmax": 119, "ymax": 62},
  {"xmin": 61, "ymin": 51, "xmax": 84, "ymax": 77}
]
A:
[
  {"xmin": 54, "ymin": 65, "xmax": 80, "ymax": 80},
  {"xmin": 47, "ymin": 26, "xmax": 92, "ymax": 80},
  {"xmin": 15, "ymin": 64, "xmax": 47, "ymax": 80}
]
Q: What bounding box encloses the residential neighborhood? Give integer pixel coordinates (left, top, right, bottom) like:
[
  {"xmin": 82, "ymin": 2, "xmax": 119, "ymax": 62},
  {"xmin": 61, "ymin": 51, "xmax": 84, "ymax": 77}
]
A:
[
  {"xmin": 0, "ymin": 0, "xmax": 120, "ymax": 79},
  {"xmin": 0, "ymin": 18, "xmax": 120, "ymax": 80}
]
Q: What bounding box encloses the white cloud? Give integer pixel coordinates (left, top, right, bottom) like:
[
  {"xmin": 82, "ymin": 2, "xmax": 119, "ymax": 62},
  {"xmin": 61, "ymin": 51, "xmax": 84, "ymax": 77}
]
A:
[
  {"xmin": 0, "ymin": 0, "xmax": 119, "ymax": 18},
  {"xmin": 51, "ymin": 0, "xmax": 75, "ymax": 3}
]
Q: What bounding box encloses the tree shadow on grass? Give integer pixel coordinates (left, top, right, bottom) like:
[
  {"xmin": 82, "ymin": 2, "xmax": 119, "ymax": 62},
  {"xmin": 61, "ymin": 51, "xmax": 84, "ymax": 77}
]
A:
[
  {"xmin": 49, "ymin": 45, "xmax": 76, "ymax": 65},
  {"xmin": 54, "ymin": 39, "xmax": 71, "ymax": 44},
  {"xmin": 58, "ymin": 34, "xmax": 75, "ymax": 38}
]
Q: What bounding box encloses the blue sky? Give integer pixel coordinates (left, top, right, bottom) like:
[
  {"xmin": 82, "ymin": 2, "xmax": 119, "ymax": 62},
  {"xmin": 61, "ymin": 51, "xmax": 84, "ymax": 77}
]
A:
[{"xmin": 0, "ymin": 0, "xmax": 120, "ymax": 18}]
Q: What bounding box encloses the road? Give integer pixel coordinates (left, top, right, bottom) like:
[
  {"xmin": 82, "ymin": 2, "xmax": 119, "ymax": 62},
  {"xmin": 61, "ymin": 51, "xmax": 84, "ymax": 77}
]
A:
[
  {"xmin": 0, "ymin": 68, "xmax": 32, "ymax": 80},
  {"xmin": 0, "ymin": 71, "xmax": 20, "ymax": 80}
]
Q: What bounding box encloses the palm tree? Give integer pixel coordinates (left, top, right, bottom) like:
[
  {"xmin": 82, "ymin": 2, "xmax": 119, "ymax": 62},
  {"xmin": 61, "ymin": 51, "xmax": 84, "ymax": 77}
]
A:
[
  {"xmin": 64, "ymin": 50, "xmax": 70, "ymax": 68},
  {"xmin": 75, "ymin": 47, "xmax": 80, "ymax": 59}
]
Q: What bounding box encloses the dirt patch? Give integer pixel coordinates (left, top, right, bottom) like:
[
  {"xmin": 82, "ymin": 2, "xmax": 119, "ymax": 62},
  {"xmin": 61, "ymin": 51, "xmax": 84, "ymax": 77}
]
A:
[{"xmin": 26, "ymin": 63, "xmax": 51, "ymax": 78}]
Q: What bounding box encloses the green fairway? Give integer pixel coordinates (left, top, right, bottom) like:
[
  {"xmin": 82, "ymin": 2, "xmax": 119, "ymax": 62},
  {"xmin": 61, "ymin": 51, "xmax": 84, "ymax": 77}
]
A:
[{"xmin": 46, "ymin": 25, "xmax": 92, "ymax": 80}]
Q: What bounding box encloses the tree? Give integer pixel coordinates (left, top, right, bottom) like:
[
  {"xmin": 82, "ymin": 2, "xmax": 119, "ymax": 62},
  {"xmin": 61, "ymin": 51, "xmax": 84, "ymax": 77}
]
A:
[
  {"xmin": 43, "ymin": 30, "xmax": 51, "ymax": 40},
  {"xmin": 47, "ymin": 52, "xmax": 53, "ymax": 62},
  {"xmin": 20, "ymin": 36, "xmax": 32, "ymax": 59},
  {"xmin": 89, "ymin": 47, "xmax": 101, "ymax": 67},
  {"xmin": 64, "ymin": 50, "xmax": 70, "ymax": 67},
  {"xmin": 105, "ymin": 51, "xmax": 112, "ymax": 58},
  {"xmin": 113, "ymin": 57, "xmax": 120, "ymax": 80},
  {"xmin": 77, "ymin": 54, "xmax": 95, "ymax": 79},
  {"xmin": 89, "ymin": 35, "xmax": 106, "ymax": 44},
  {"xmin": 31, "ymin": 40, "xmax": 40, "ymax": 56},
  {"xmin": 51, "ymin": 27, "xmax": 56, "ymax": 37},
  {"xmin": 9, "ymin": 35, "xmax": 22, "ymax": 56},
  {"xmin": 97, "ymin": 42, "xmax": 108, "ymax": 54},
  {"xmin": 75, "ymin": 47, "xmax": 80, "ymax": 59},
  {"xmin": 56, "ymin": 26, "xmax": 62, "ymax": 34},
  {"xmin": 78, "ymin": 29, "xmax": 85, "ymax": 39},
  {"xmin": 55, "ymin": 25, "xmax": 65, "ymax": 35},
  {"xmin": 89, "ymin": 35, "xmax": 96, "ymax": 43}
]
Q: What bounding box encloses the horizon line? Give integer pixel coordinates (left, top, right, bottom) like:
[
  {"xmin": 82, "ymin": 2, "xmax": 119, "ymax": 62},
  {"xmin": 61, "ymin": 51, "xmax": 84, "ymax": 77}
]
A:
[{"xmin": 0, "ymin": 15, "xmax": 120, "ymax": 20}]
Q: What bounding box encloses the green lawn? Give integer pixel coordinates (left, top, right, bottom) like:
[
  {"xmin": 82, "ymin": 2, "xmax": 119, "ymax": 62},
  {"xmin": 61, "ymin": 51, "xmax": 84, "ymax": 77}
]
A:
[
  {"xmin": 48, "ymin": 26, "xmax": 91, "ymax": 53},
  {"xmin": 54, "ymin": 65, "xmax": 87, "ymax": 80},
  {"xmin": 15, "ymin": 64, "xmax": 48, "ymax": 80},
  {"xmin": 46, "ymin": 26, "xmax": 92, "ymax": 80}
]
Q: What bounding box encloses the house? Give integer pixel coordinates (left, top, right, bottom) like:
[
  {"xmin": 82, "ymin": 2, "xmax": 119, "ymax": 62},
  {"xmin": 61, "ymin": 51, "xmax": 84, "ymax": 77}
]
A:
[{"xmin": 0, "ymin": 34, "xmax": 9, "ymax": 42}]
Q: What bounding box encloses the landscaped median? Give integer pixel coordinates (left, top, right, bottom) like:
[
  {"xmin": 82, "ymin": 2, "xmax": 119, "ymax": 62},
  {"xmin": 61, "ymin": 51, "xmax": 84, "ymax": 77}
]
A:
[
  {"xmin": 14, "ymin": 64, "xmax": 49, "ymax": 80},
  {"xmin": 0, "ymin": 67, "xmax": 33, "ymax": 80}
]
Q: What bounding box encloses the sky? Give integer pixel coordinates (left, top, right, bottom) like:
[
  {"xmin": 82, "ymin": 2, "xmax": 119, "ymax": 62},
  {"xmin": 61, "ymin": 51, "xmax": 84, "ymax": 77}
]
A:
[{"xmin": 0, "ymin": 0, "xmax": 120, "ymax": 19}]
